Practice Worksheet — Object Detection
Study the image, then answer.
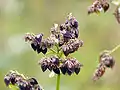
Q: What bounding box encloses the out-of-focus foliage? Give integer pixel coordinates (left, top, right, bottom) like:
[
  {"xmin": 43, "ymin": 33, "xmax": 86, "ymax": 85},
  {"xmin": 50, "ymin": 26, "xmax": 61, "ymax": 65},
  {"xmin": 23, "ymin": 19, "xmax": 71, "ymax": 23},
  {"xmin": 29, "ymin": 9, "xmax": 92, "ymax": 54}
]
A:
[{"xmin": 0, "ymin": 0, "xmax": 120, "ymax": 90}]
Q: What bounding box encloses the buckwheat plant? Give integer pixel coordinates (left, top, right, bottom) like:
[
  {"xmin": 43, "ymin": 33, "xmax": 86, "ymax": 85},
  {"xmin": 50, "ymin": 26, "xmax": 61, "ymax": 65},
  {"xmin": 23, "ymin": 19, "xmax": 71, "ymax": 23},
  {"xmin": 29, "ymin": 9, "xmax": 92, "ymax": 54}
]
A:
[
  {"xmin": 24, "ymin": 13, "xmax": 83, "ymax": 90},
  {"xmin": 88, "ymin": 0, "xmax": 120, "ymax": 24}
]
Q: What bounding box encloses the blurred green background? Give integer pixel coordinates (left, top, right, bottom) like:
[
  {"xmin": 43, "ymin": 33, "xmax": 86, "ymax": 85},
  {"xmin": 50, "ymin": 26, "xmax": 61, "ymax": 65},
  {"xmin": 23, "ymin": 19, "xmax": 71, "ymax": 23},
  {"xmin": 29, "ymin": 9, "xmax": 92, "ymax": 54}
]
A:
[{"xmin": 0, "ymin": 0, "xmax": 120, "ymax": 90}]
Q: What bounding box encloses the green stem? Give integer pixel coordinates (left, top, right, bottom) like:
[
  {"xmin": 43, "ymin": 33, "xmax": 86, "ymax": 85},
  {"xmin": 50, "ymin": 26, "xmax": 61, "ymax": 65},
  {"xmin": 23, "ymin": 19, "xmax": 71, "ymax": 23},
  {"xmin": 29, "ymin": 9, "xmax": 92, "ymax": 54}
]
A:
[
  {"xmin": 109, "ymin": 44, "xmax": 120, "ymax": 54},
  {"xmin": 49, "ymin": 48, "xmax": 57, "ymax": 54},
  {"xmin": 55, "ymin": 44, "xmax": 61, "ymax": 90},
  {"xmin": 56, "ymin": 74, "xmax": 60, "ymax": 90}
]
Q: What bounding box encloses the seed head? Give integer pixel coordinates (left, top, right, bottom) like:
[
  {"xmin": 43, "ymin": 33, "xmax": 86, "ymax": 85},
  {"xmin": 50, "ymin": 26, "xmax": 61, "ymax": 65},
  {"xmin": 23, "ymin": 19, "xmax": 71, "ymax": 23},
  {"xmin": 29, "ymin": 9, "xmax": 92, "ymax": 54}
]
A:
[
  {"xmin": 60, "ymin": 57, "xmax": 83, "ymax": 75},
  {"xmin": 99, "ymin": 51, "xmax": 115, "ymax": 68},
  {"xmin": 88, "ymin": 0, "xmax": 109, "ymax": 14},
  {"xmin": 39, "ymin": 56, "xmax": 60, "ymax": 74},
  {"xmin": 62, "ymin": 39, "xmax": 83, "ymax": 56}
]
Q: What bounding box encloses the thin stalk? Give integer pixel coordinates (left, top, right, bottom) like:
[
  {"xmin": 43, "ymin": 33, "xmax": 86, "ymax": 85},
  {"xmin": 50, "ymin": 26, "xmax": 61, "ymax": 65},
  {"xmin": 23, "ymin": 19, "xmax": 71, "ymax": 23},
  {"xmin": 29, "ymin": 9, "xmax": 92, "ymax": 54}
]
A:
[
  {"xmin": 56, "ymin": 74, "xmax": 60, "ymax": 90},
  {"xmin": 109, "ymin": 44, "xmax": 120, "ymax": 54},
  {"xmin": 56, "ymin": 44, "xmax": 61, "ymax": 90},
  {"xmin": 49, "ymin": 48, "xmax": 57, "ymax": 54}
]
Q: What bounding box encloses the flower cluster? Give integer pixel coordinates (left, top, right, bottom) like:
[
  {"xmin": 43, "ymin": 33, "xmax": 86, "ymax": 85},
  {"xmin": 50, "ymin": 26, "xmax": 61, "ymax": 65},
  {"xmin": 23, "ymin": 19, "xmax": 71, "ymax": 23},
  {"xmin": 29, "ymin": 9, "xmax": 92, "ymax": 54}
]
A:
[
  {"xmin": 92, "ymin": 51, "xmax": 115, "ymax": 81},
  {"xmin": 39, "ymin": 56, "xmax": 60, "ymax": 74},
  {"xmin": 39, "ymin": 56, "xmax": 83, "ymax": 75},
  {"xmin": 60, "ymin": 57, "xmax": 83, "ymax": 75},
  {"xmin": 62, "ymin": 39, "xmax": 83, "ymax": 56},
  {"xmin": 88, "ymin": 0, "xmax": 109, "ymax": 14},
  {"xmin": 4, "ymin": 70, "xmax": 43, "ymax": 90},
  {"xmin": 25, "ymin": 13, "xmax": 83, "ymax": 77},
  {"xmin": 25, "ymin": 13, "xmax": 83, "ymax": 56},
  {"xmin": 25, "ymin": 33, "xmax": 55, "ymax": 54}
]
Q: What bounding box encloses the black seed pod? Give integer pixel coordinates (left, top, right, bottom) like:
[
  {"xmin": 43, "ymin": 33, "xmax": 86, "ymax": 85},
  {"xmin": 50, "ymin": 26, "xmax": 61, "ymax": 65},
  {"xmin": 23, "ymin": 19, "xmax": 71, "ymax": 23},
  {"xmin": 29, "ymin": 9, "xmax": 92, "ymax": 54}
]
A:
[
  {"xmin": 28, "ymin": 78, "xmax": 38, "ymax": 86},
  {"xmin": 4, "ymin": 76, "xmax": 11, "ymax": 86},
  {"xmin": 60, "ymin": 66, "xmax": 67, "ymax": 75}
]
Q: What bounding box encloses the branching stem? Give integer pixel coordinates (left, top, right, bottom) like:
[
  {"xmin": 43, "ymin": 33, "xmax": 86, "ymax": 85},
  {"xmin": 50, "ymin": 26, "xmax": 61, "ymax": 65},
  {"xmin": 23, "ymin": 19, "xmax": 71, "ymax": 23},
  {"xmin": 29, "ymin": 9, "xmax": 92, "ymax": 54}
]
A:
[
  {"xmin": 56, "ymin": 74, "xmax": 61, "ymax": 90},
  {"xmin": 109, "ymin": 44, "xmax": 120, "ymax": 54}
]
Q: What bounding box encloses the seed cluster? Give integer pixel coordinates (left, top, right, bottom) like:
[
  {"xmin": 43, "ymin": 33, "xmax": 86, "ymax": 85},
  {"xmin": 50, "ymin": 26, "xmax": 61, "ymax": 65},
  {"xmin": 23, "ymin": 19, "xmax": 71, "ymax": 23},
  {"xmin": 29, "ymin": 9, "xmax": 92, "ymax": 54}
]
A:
[
  {"xmin": 62, "ymin": 39, "xmax": 83, "ymax": 56},
  {"xmin": 39, "ymin": 56, "xmax": 60, "ymax": 74},
  {"xmin": 60, "ymin": 58, "xmax": 83, "ymax": 75},
  {"xmin": 88, "ymin": 0, "xmax": 109, "ymax": 14},
  {"xmin": 4, "ymin": 70, "xmax": 43, "ymax": 90},
  {"xmin": 39, "ymin": 56, "xmax": 83, "ymax": 75},
  {"xmin": 25, "ymin": 13, "xmax": 83, "ymax": 56},
  {"xmin": 25, "ymin": 33, "xmax": 55, "ymax": 54},
  {"xmin": 93, "ymin": 51, "xmax": 115, "ymax": 81},
  {"xmin": 25, "ymin": 14, "xmax": 83, "ymax": 77}
]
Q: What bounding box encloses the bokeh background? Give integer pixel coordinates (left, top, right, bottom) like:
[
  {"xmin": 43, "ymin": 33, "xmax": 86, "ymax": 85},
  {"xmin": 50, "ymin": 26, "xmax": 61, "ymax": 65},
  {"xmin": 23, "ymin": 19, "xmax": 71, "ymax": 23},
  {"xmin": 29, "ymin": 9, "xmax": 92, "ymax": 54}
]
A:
[{"xmin": 0, "ymin": 0, "xmax": 120, "ymax": 90}]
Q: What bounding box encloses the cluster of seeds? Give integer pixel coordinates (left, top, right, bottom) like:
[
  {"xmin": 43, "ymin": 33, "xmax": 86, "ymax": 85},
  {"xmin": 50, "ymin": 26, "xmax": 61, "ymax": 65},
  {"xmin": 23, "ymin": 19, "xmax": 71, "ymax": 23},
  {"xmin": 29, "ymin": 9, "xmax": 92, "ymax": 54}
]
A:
[
  {"xmin": 60, "ymin": 58, "xmax": 83, "ymax": 75},
  {"xmin": 39, "ymin": 56, "xmax": 83, "ymax": 75},
  {"xmin": 93, "ymin": 51, "xmax": 115, "ymax": 81},
  {"xmin": 25, "ymin": 13, "xmax": 83, "ymax": 77},
  {"xmin": 25, "ymin": 13, "xmax": 83, "ymax": 56},
  {"xmin": 39, "ymin": 56, "xmax": 60, "ymax": 74},
  {"xmin": 25, "ymin": 33, "xmax": 55, "ymax": 54},
  {"xmin": 4, "ymin": 70, "xmax": 43, "ymax": 90},
  {"xmin": 62, "ymin": 39, "xmax": 83, "ymax": 56},
  {"xmin": 88, "ymin": 0, "xmax": 109, "ymax": 14}
]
